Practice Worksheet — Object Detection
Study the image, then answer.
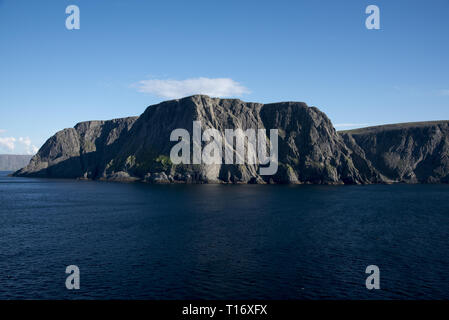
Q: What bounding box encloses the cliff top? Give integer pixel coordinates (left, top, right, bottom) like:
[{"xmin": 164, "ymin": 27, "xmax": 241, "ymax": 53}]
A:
[{"xmin": 339, "ymin": 120, "xmax": 449, "ymax": 135}]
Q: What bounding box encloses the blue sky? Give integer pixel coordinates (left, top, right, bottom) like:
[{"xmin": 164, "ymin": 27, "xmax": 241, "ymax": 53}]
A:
[{"xmin": 1, "ymin": 0, "xmax": 448, "ymax": 154}]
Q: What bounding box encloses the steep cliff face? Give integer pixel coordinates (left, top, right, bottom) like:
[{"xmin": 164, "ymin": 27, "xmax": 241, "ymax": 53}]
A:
[
  {"xmin": 259, "ymin": 102, "xmax": 376, "ymax": 184},
  {"xmin": 341, "ymin": 121, "xmax": 449, "ymax": 183},
  {"xmin": 13, "ymin": 96, "xmax": 449, "ymax": 184},
  {"xmin": 14, "ymin": 117, "xmax": 138, "ymax": 178},
  {"xmin": 86, "ymin": 95, "xmax": 368, "ymax": 184}
]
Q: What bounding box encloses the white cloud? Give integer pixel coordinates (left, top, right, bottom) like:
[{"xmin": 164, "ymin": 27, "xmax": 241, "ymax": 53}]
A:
[
  {"xmin": 0, "ymin": 129, "xmax": 5, "ymax": 134},
  {"xmin": 18, "ymin": 136, "xmax": 31, "ymax": 147},
  {"xmin": 440, "ymin": 89, "xmax": 449, "ymax": 96},
  {"xmin": 135, "ymin": 77, "xmax": 250, "ymax": 99},
  {"xmin": 18, "ymin": 137, "xmax": 38, "ymax": 154},
  {"xmin": 334, "ymin": 123, "xmax": 370, "ymax": 128},
  {"xmin": 0, "ymin": 136, "xmax": 16, "ymax": 151},
  {"xmin": 0, "ymin": 133, "xmax": 39, "ymax": 154}
]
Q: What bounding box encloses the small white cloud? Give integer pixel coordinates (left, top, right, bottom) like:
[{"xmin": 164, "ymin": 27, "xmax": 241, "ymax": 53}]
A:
[
  {"xmin": 0, "ymin": 129, "xmax": 5, "ymax": 134},
  {"xmin": 18, "ymin": 137, "xmax": 38, "ymax": 154},
  {"xmin": 18, "ymin": 137, "xmax": 32, "ymax": 147},
  {"xmin": 440, "ymin": 89, "xmax": 449, "ymax": 96},
  {"xmin": 0, "ymin": 136, "xmax": 16, "ymax": 151},
  {"xmin": 135, "ymin": 77, "xmax": 250, "ymax": 99},
  {"xmin": 334, "ymin": 123, "xmax": 370, "ymax": 128},
  {"xmin": 0, "ymin": 133, "xmax": 39, "ymax": 154}
]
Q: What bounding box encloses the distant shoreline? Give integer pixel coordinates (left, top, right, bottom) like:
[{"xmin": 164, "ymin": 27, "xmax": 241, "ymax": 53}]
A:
[{"xmin": 0, "ymin": 154, "xmax": 33, "ymax": 171}]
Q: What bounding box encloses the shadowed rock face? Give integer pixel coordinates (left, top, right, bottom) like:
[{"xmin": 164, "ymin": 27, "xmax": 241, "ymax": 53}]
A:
[
  {"xmin": 13, "ymin": 117, "xmax": 138, "ymax": 179},
  {"xmin": 13, "ymin": 95, "xmax": 449, "ymax": 184},
  {"xmin": 341, "ymin": 121, "xmax": 449, "ymax": 183}
]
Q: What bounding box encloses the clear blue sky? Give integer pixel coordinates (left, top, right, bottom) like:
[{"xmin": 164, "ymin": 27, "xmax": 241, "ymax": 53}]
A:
[{"xmin": 1, "ymin": 0, "xmax": 448, "ymax": 154}]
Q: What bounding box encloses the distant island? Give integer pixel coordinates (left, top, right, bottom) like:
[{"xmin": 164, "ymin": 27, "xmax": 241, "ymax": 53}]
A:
[
  {"xmin": 0, "ymin": 154, "xmax": 33, "ymax": 171},
  {"xmin": 13, "ymin": 95, "xmax": 449, "ymax": 184}
]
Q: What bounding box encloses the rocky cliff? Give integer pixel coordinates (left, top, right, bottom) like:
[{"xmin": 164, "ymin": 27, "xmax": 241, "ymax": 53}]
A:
[
  {"xmin": 13, "ymin": 95, "xmax": 449, "ymax": 184},
  {"xmin": 13, "ymin": 117, "xmax": 138, "ymax": 179},
  {"xmin": 0, "ymin": 154, "xmax": 33, "ymax": 171},
  {"xmin": 341, "ymin": 121, "xmax": 449, "ymax": 183}
]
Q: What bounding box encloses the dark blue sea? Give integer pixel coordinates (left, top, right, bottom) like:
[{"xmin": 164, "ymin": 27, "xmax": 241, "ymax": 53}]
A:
[{"xmin": 1, "ymin": 171, "xmax": 449, "ymax": 299}]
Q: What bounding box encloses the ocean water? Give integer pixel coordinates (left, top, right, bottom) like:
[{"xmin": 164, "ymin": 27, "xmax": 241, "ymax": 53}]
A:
[{"xmin": 1, "ymin": 171, "xmax": 449, "ymax": 299}]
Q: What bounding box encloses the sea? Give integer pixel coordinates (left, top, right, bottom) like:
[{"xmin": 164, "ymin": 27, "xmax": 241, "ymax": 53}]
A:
[{"xmin": 1, "ymin": 171, "xmax": 448, "ymax": 299}]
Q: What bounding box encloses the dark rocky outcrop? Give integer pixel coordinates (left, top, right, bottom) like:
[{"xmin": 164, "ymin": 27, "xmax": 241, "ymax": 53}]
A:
[
  {"xmin": 13, "ymin": 117, "xmax": 138, "ymax": 179},
  {"xmin": 0, "ymin": 154, "xmax": 33, "ymax": 171},
  {"xmin": 13, "ymin": 95, "xmax": 449, "ymax": 184},
  {"xmin": 341, "ymin": 121, "xmax": 449, "ymax": 183}
]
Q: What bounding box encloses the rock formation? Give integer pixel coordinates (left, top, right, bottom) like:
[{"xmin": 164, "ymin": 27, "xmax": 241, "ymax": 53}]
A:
[
  {"xmin": 341, "ymin": 121, "xmax": 449, "ymax": 183},
  {"xmin": 13, "ymin": 95, "xmax": 449, "ymax": 184}
]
